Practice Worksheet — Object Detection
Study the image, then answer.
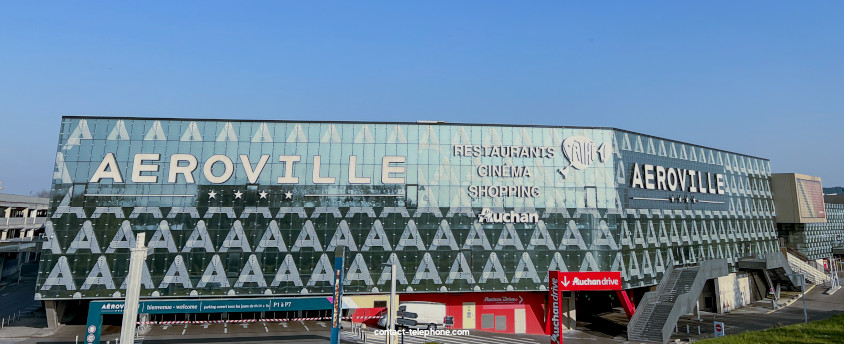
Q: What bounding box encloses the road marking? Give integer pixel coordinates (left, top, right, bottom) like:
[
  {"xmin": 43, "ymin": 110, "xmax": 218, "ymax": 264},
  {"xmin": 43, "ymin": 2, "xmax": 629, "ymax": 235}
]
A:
[
  {"xmin": 766, "ymin": 284, "xmax": 817, "ymax": 314},
  {"xmin": 319, "ymin": 322, "xmax": 327, "ymax": 327},
  {"xmin": 302, "ymin": 321, "xmax": 309, "ymax": 331},
  {"xmin": 263, "ymin": 322, "xmax": 269, "ymax": 333},
  {"xmin": 224, "ymin": 323, "xmax": 227, "ymax": 334},
  {"xmin": 440, "ymin": 335, "xmax": 497, "ymax": 344},
  {"xmin": 280, "ymin": 322, "xmax": 288, "ymax": 328},
  {"xmin": 162, "ymin": 326, "xmax": 168, "ymax": 330},
  {"xmin": 493, "ymin": 336, "xmax": 539, "ymax": 343}
]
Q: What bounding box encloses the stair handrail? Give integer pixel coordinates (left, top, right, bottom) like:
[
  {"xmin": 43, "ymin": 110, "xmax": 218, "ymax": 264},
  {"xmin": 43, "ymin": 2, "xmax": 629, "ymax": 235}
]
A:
[
  {"xmin": 627, "ymin": 291, "xmax": 658, "ymax": 337},
  {"xmin": 786, "ymin": 252, "xmax": 830, "ymax": 283},
  {"xmin": 654, "ymin": 264, "xmax": 677, "ymax": 297},
  {"xmin": 657, "ymin": 259, "xmax": 728, "ymax": 343},
  {"xmin": 627, "ymin": 264, "xmax": 676, "ymax": 340}
]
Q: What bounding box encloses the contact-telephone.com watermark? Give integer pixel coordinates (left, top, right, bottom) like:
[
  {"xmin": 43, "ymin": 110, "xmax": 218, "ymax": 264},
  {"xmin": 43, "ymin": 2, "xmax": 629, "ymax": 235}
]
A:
[{"xmin": 373, "ymin": 329, "xmax": 471, "ymax": 337}]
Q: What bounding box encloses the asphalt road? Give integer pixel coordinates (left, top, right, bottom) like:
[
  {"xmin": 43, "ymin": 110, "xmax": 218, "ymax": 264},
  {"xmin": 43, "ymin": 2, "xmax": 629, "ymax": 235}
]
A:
[
  {"xmin": 11, "ymin": 321, "xmax": 547, "ymax": 344},
  {"xmin": 705, "ymin": 285, "xmax": 844, "ymax": 334}
]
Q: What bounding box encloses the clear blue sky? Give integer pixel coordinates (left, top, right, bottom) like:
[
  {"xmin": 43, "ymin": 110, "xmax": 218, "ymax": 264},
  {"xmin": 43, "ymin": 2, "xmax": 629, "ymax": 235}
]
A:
[{"xmin": 1, "ymin": 2, "xmax": 843, "ymax": 195}]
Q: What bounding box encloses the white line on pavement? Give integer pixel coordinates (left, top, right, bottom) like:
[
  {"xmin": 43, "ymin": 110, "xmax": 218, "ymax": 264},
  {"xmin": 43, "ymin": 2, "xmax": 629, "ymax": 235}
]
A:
[{"xmin": 492, "ymin": 335, "xmax": 540, "ymax": 343}]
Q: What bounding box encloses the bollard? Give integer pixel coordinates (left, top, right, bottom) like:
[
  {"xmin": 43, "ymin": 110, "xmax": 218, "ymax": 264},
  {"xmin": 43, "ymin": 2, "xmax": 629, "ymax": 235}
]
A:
[
  {"xmin": 75, "ymin": 335, "xmax": 78, "ymax": 344},
  {"xmin": 698, "ymin": 325, "xmax": 701, "ymax": 335},
  {"xmin": 686, "ymin": 324, "xmax": 689, "ymax": 333}
]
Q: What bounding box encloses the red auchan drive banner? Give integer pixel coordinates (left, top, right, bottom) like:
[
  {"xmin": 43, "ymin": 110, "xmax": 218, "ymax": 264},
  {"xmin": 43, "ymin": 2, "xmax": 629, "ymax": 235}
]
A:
[
  {"xmin": 556, "ymin": 271, "xmax": 622, "ymax": 291},
  {"xmin": 546, "ymin": 271, "xmax": 622, "ymax": 343}
]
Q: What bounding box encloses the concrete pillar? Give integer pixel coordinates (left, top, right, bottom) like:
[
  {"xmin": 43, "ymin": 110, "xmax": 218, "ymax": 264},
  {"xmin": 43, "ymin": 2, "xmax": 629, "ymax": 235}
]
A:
[
  {"xmin": 562, "ymin": 292, "xmax": 576, "ymax": 330},
  {"xmin": 694, "ymin": 301, "xmax": 700, "ymax": 320},
  {"xmin": 45, "ymin": 300, "xmax": 67, "ymax": 329},
  {"xmin": 714, "ymin": 276, "xmax": 723, "ymax": 314},
  {"xmin": 138, "ymin": 313, "xmax": 151, "ymax": 335}
]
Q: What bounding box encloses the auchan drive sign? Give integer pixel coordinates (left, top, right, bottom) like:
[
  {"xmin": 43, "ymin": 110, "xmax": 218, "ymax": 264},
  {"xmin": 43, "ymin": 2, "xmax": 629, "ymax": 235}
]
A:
[
  {"xmin": 546, "ymin": 271, "xmax": 622, "ymax": 344},
  {"xmin": 555, "ymin": 271, "xmax": 622, "ymax": 291}
]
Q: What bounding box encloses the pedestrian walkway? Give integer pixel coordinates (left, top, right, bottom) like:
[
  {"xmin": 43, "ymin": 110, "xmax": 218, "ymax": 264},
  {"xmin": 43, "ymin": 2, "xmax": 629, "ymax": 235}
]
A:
[
  {"xmin": 341, "ymin": 325, "xmax": 545, "ymax": 344},
  {"xmin": 667, "ymin": 284, "xmax": 842, "ymax": 342}
]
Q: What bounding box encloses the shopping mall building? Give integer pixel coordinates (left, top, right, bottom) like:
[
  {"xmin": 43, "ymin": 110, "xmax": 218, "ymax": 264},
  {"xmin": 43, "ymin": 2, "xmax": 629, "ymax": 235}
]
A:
[{"xmin": 37, "ymin": 116, "xmax": 782, "ymax": 335}]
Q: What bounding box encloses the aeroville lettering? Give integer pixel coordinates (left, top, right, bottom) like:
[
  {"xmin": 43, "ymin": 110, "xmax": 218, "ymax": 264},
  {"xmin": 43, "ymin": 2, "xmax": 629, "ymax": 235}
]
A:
[
  {"xmin": 630, "ymin": 162, "xmax": 725, "ymax": 194},
  {"xmin": 88, "ymin": 153, "xmax": 406, "ymax": 185}
]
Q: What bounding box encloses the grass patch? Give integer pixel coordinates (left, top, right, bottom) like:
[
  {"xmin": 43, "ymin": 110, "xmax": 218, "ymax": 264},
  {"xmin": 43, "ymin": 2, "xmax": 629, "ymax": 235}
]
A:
[{"xmin": 699, "ymin": 313, "xmax": 844, "ymax": 344}]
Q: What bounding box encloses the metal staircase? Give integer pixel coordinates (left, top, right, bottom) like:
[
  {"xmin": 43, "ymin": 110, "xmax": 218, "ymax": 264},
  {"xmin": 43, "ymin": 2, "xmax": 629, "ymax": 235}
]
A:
[{"xmin": 627, "ymin": 259, "xmax": 728, "ymax": 343}]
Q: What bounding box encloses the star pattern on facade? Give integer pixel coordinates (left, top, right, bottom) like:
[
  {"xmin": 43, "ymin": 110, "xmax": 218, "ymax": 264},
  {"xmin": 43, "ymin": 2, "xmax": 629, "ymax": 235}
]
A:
[
  {"xmin": 284, "ymin": 191, "xmax": 293, "ymax": 199},
  {"xmin": 668, "ymin": 195, "xmax": 699, "ymax": 204},
  {"xmin": 234, "ymin": 190, "xmax": 243, "ymax": 199},
  {"xmin": 259, "ymin": 191, "xmax": 268, "ymax": 199},
  {"xmin": 207, "ymin": 190, "xmax": 217, "ymax": 199}
]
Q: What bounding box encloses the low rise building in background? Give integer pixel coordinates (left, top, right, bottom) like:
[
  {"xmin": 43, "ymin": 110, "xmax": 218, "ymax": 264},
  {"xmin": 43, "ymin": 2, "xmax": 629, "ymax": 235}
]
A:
[{"xmin": 0, "ymin": 193, "xmax": 48, "ymax": 284}]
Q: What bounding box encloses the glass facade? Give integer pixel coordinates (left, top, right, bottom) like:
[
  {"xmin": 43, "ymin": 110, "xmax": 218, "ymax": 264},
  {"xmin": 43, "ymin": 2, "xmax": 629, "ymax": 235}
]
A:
[
  {"xmin": 36, "ymin": 117, "xmax": 779, "ymax": 300},
  {"xmin": 780, "ymin": 203, "xmax": 844, "ymax": 260}
]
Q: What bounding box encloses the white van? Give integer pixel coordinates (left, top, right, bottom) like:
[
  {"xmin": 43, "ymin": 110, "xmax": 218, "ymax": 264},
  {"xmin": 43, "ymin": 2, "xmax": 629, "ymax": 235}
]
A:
[{"xmin": 377, "ymin": 301, "xmax": 447, "ymax": 330}]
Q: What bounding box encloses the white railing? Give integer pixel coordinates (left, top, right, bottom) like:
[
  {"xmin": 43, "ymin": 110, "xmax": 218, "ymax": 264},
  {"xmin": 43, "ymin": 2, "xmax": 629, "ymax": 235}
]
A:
[{"xmin": 786, "ymin": 252, "xmax": 830, "ymax": 285}]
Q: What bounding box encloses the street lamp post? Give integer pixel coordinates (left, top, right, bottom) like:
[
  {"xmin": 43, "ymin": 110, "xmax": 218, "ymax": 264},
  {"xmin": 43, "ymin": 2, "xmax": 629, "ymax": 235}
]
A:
[
  {"xmin": 785, "ymin": 273, "xmax": 807, "ymax": 323},
  {"xmin": 382, "ymin": 263, "xmax": 397, "ymax": 344},
  {"xmin": 120, "ymin": 233, "xmax": 148, "ymax": 344}
]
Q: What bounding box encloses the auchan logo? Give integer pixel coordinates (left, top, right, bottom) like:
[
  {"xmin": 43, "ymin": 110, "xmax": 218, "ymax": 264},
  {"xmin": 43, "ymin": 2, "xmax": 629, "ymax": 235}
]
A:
[{"xmin": 477, "ymin": 208, "xmax": 538, "ymax": 224}]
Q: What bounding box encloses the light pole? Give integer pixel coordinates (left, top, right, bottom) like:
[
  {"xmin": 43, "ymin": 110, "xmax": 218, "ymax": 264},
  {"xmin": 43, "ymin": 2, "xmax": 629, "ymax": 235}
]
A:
[
  {"xmin": 382, "ymin": 263, "xmax": 397, "ymax": 344},
  {"xmin": 785, "ymin": 273, "xmax": 807, "ymax": 323},
  {"xmin": 120, "ymin": 233, "xmax": 148, "ymax": 344}
]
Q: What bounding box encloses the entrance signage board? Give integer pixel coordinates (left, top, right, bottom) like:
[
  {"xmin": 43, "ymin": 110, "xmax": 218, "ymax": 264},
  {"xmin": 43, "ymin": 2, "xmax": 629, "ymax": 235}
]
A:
[
  {"xmin": 86, "ymin": 296, "xmax": 333, "ymax": 344},
  {"xmin": 556, "ymin": 271, "xmax": 622, "ymax": 291},
  {"xmin": 546, "ymin": 271, "xmax": 564, "ymax": 344},
  {"xmin": 97, "ymin": 297, "xmax": 332, "ymax": 315},
  {"xmin": 546, "ymin": 271, "xmax": 623, "ymax": 343}
]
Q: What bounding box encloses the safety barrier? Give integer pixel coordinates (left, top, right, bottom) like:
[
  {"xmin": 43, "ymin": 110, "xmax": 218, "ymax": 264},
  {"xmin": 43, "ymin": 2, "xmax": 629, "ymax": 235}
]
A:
[{"xmin": 137, "ymin": 315, "xmax": 384, "ymax": 325}]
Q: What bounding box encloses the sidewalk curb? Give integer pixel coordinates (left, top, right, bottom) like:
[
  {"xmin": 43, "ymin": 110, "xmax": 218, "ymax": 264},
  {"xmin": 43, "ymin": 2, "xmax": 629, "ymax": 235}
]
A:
[{"xmin": 765, "ymin": 285, "xmax": 816, "ymax": 314}]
